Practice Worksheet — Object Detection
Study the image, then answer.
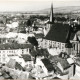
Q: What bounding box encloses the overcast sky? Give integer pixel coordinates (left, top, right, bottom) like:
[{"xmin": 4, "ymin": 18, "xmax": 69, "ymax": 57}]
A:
[{"xmin": 0, "ymin": 0, "xmax": 80, "ymax": 11}]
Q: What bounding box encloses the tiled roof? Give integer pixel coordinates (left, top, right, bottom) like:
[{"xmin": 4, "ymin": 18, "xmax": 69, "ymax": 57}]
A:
[
  {"xmin": 49, "ymin": 55, "xmax": 70, "ymax": 70},
  {"xmin": 15, "ymin": 62, "xmax": 24, "ymax": 70},
  {"xmin": 58, "ymin": 58, "xmax": 70, "ymax": 70},
  {"xmin": 21, "ymin": 54, "xmax": 31, "ymax": 62},
  {"xmin": 6, "ymin": 59, "xmax": 24, "ymax": 70},
  {"xmin": 6, "ymin": 59, "xmax": 16, "ymax": 69},
  {"xmin": 41, "ymin": 58, "xmax": 55, "ymax": 72},
  {"xmin": 44, "ymin": 23, "xmax": 75, "ymax": 43},
  {"xmin": 0, "ymin": 43, "xmax": 33, "ymax": 50}
]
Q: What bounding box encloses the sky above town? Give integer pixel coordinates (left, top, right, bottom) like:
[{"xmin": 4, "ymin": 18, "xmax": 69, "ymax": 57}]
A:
[{"xmin": 0, "ymin": 0, "xmax": 80, "ymax": 12}]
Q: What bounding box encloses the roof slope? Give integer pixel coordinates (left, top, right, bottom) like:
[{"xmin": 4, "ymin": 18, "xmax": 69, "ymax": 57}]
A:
[
  {"xmin": 41, "ymin": 58, "xmax": 55, "ymax": 72},
  {"xmin": 21, "ymin": 54, "xmax": 31, "ymax": 62},
  {"xmin": 49, "ymin": 56, "xmax": 70, "ymax": 70},
  {"xmin": 58, "ymin": 58, "xmax": 70, "ymax": 70},
  {"xmin": 45, "ymin": 23, "xmax": 75, "ymax": 43},
  {"xmin": 6, "ymin": 59, "xmax": 24, "ymax": 70},
  {"xmin": 0, "ymin": 43, "xmax": 33, "ymax": 50}
]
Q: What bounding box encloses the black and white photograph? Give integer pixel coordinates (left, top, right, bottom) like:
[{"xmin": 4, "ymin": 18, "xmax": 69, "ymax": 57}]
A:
[{"xmin": 0, "ymin": 0, "xmax": 80, "ymax": 79}]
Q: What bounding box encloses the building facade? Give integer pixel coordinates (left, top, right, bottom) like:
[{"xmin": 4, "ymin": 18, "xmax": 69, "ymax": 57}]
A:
[
  {"xmin": 41, "ymin": 3, "xmax": 80, "ymax": 56},
  {"xmin": 0, "ymin": 43, "xmax": 33, "ymax": 63}
]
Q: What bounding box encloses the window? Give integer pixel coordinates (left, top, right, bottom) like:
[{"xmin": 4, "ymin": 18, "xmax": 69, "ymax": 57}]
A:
[
  {"xmin": 26, "ymin": 49, "xmax": 28, "ymax": 52},
  {"xmin": 58, "ymin": 43, "xmax": 61, "ymax": 49},
  {"xmin": 62, "ymin": 53, "xmax": 64, "ymax": 58},
  {"xmin": 22, "ymin": 49, "xmax": 24, "ymax": 54},
  {"xmin": 29, "ymin": 49, "xmax": 31, "ymax": 52},
  {"xmin": 61, "ymin": 43, "xmax": 65, "ymax": 49},
  {"xmin": 52, "ymin": 44, "xmax": 55, "ymax": 47},
  {"xmin": 3, "ymin": 58, "xmax": 5, "ymax": 62},
  {"xmin": 14, "ymin": 51, "xmax": 15, "ymax": 53},
  {"xmin": 45, "ymin": 40, "xmax": 47, "ymax": 44},
  {"xmin": 9, "ymin": 51, "xmax": 12, "ymax": 53},
  {"xmin": 62, "ymin": 50, "xmax": 64, "ymax": 52},
  {"xmin": 74, "ymin": 44, "xmax": 76, "ymax": 50},
  {"xmin": 49, "ymin": 40, "xmax": 51, "ymax": 44},
  {"xmin": 57, "ymin": 42, "xmax": 59, "ymax": 48},
  {"xmin": 0, "ymin": 58, "xmax": 1, "ymax": 61},
  {"xmin": 52, "ymin": 41, "xmax": 56, "ymax": 47},
  {"xmin": 3, "ymin": 54, "xmax": 5, "ymax": 57},
  {"xmin": 3, "ymin": 51, "xmax": 5, "ymax": 53}
]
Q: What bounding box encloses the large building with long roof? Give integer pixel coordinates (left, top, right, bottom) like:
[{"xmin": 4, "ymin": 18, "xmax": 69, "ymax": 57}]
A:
[{"xmin": 42, "ymin": 3, "xmax": 80, "ymax": 55}]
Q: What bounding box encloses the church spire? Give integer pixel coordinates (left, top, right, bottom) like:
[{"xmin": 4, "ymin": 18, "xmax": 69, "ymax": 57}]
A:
[{"xmin": 50, "ymin": 2, "xmax": 54, "ymax": 23}]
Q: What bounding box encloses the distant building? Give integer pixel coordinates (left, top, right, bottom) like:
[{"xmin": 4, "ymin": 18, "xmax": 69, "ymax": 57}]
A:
[
  {"xmin": 0, "ymin": 16, "xmax": 6, "ymax": 32},
  {"xmin": 6, "ymin": 58, "xmax": 24, "ymax": 71},
  {"xmin": 0, "ymin": 43, "xmax": 33, "ymax": 63},
  {"xmin": 49, "ymin": 55, "xmax": 75, "ymax": 79},
  {"xmin": 42, "ymin": 3, "xmax": 80, "ymax": 56},
  {"xmin": 35, "ymin": 58, "xmax": 55, "ymax": 78}
]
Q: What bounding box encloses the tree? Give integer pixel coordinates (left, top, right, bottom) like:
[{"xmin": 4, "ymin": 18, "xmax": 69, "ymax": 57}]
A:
[
  {"xmin": 27, "ymin": 19, "xmax": 32, "ymax": 26},
  {"xmin": 28, "ymin": 37, "xmax": 38, "ymax": 47}
]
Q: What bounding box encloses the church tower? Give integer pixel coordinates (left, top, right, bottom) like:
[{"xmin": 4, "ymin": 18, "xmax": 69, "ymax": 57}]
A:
[
  {"xmin": 44, "ymin": 2, "xmax": 54, "ymax": 36},
  {"xmin": 50, "ymin": 3, "xmax": 54, "ymax": 23}
]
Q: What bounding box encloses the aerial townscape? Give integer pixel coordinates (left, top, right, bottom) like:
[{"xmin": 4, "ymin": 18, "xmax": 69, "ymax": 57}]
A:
[{"xmin": 0, "ymin": 1, "xmax": 80, "ymax": 80}]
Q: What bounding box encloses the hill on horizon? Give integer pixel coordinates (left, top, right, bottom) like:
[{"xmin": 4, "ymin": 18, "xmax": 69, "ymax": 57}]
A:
[{"xmin": 32, "ymin": 6, "xmax": 80, "ymax": 14}]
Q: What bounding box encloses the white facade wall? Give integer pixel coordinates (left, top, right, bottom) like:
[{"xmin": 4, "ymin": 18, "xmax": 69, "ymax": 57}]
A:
[
  {"xmin": 57, "ymin": 74, "xmax": 69, "ymax": 79},
  {"xmin": 75, "ymin": 65, "xmax": 80, "ymax": 77},
  {"xmin": 35, "ymin": 58, "xmax": 49, "ymax": 75},
  {"xmin": 68, "ymin": 64, "xmax": 74, "ymax": 78},
  {"xmin": 42, "ymin": 39, "xmax": 66, "ymax": 52},
  {"xmin": 0, "ymin": 53, "xmax": 7, "ymax": 63},
  {"xmin": 70, "ymin": 40, "xmax": 80, "ymax": 55},
  {"xmin": 0, "ymin": 48, "xmax": 30, "ymax": 63},
  {"xmin": 41, "ymin": 39, "xmax": 80, "ymax": 55}
]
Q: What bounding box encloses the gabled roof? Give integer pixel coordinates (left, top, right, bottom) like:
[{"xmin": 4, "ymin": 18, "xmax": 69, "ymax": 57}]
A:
[
  {"xmin": 44, "ymin": 23, "xmax": 75, "ymax": 43},
  {"xmin": 41, "ymin": 58, "xmax": 55, "ymax": 72}
]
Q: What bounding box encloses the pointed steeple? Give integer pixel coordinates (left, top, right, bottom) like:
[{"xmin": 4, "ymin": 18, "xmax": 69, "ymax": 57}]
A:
[{"xmin": 50, "ymin": 2, "xmax": 54, "ymax": 23}]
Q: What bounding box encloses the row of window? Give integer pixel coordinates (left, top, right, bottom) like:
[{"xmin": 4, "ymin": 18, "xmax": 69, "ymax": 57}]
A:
[
  {"xmin": 0, "ymin": 50, "xmax": 16, "ymax": 53},
  {"xmin": 0, "ymin": 54, "xmax": 6, "ymax": 57},
  {"xmin": 43, "ymin": 39, "xmax": 65, "ymax": 49},
  {"xmin": 0, "ymin": 49, "xmax": 29, "ymax": 54}
]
